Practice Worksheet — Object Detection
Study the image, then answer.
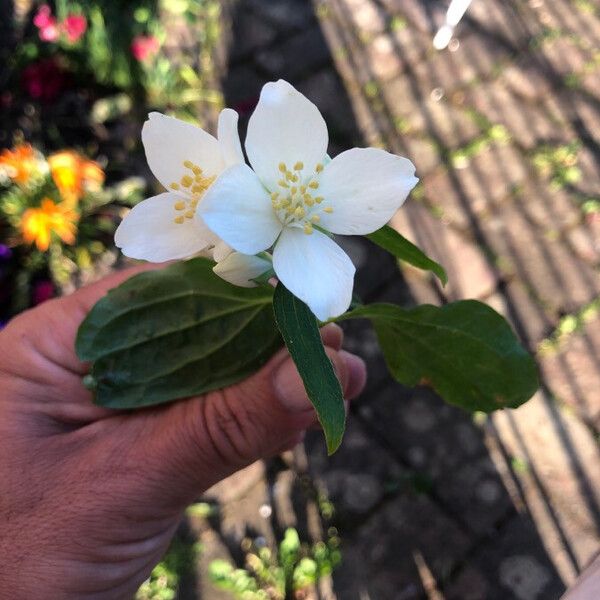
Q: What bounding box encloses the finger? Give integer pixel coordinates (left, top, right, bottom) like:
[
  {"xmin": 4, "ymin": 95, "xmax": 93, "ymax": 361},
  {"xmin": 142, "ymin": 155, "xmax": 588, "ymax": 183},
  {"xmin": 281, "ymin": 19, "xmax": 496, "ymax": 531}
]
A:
[
  {"xmin": 125, "ymin": 346, "xmax": 367, "ymax": 509},
  {"xmin": 339, "ymin": 350, "xmax": 367, "ymax": 400},
  {"xmin": 320, "ymin": 323, "xmax": 343, "ymax": 351},
  {"xmin": 6, "ymin": 263, "xmax": 162, "ymax": 377}
]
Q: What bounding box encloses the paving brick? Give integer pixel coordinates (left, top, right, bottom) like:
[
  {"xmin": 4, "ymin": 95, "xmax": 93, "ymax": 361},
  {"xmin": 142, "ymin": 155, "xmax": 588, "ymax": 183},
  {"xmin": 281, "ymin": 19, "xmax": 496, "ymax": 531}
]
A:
[
  {"xmin": 410, "ymin": 32, "xmax": 513, "ymax": 96},
  {"xmin": 375, "ymin": 0, "xmax": 446, "ymax": 34},
  {"xmin": 255, "ymin": 26, "xmax": 331, "ymax": 80},
  {"xmin": 403, "ymin": 135, "xmax": 441, "ymax": 176},
  {"xmin": 331, "ymin": 490, "xmax": 472, "ymax": 599},
  {"xmin": 481, "ymin": 201, "xmax": 600, "ymax": 314},
  {"xmin": 222, "ymin": 64, "xmax": 263, "ymax": 114},
  {"xmin": 342, "ymin": 0, "xmax": 388, "ymax": 35},
  {"xmin": 443, "ymin": 516, "xmax": 566, "ymax": 600},
  {"xmin": 503, "ymin": 179, "xmax": 581, "ymax": 234},
  {"xmin": 466, "ymin": 81, "xmax": 574, "ymax": 150},
  {"xmin": 499, "ymin": 56, "xmax": 554, "ymax": 101},
  {"xmin": 225, "ymin": 4, "xmax": 278, "ymax": 62},
  {"xmin": 296, "ymin": 69, "xmax": 362, "ymax": 145},
  {"xmin": 421, "ymin": 144, "xmax": 528, "ymax": 230},
  {"xmin": 306, "ymin": 417, "xmax": 406, "ymax": 523},
  {"xmin": 484, "ymin": 279, "xmax": 555, "ymax": 348},
  {"xmin": 245, "ymin": 0, "xmax": 315, "ymax": 31},
  {"xmin": 390, "ymin": 205, "xmax": 500, "ymax": 301},
  {"xmin": 465, "ymin": 0, "xmax": 531, "ymax": 48},
  {"xmin": 539, "ymin": 318, "xmax": 600, "ymax": 426},
  {"xmin": 486, "ymin": 393, "xmax": 600, "ymax": 585},
  {"xmin": 358, "ymin": 384, "xmax": 515, "ymax": 535}
]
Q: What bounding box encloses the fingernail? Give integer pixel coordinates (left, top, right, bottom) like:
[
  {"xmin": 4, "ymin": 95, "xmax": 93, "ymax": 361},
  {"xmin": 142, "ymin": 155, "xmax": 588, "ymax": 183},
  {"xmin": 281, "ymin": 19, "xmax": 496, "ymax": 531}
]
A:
[{"xmin": 273, "ymin": 358, "xmax": 313, "ymax": 412}]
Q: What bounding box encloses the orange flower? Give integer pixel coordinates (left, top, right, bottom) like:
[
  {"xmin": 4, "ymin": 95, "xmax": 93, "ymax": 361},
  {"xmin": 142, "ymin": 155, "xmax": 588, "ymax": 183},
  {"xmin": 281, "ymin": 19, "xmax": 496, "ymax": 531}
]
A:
[
  {"xmin": 0, "ymin": 144, "xmax": 39, "ymax": 185},
  {"xmin": 48, "ymin": 150, "xmax": 104, "ymax": 206},
  {"xmin": 21, "ymin": 198, "xmax": 78, "ymax": 251}
]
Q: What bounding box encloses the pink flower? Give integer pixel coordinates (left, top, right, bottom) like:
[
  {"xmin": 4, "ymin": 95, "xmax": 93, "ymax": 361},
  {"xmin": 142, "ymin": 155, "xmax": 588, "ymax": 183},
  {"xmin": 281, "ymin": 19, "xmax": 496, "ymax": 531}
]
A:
[
  {"xmin": 131, "ymin": 35, "xmax": 160, "ymax": 62},
  {"xmin": 33, "ymin": 5, "xmax": 59, "ymax": 42},
  {"xmin": 33, "ymin": 4, "xmax": 53, "ymax": 28},
  {"xmin": 62, "ymin": 14, "xmax": 87, "ymax": 43}
]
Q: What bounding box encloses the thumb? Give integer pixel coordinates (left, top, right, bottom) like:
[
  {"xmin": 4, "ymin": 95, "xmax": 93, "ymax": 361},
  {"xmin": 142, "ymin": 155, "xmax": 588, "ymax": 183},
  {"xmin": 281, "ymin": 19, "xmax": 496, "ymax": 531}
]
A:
[{"xmin": 129, "ymin": 327, "xmax": 366, "ymax": 509}]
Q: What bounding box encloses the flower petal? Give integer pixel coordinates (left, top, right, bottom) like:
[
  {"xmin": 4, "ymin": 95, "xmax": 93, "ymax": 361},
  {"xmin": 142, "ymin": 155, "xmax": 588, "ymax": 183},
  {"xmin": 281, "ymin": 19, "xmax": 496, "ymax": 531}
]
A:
[
  {"xmin": 213, "ymin": 252, "xmax": 272, "ymax": 288},
  {"xmin": 142, "ymin": 112, "xmax": 224, "ymax": 193},
  {"xmin": 317, "ymin": 147, "xmax": 419, "ymax": 235},
  {"xmin": 218, "ymin": 108, "xmax": 245, "ymax": 168},
  {"xmin": 245, "ymin": 79, "xmax": 328, "ymax": 191},
  {"xmin": 200, "ymin": 164, "xmax": 282, "ymax": 255},
  {"xmin": 115, "ymin": 192, "xmax": 217, "ymax": 262},
  {"xmin": 211, "ymin": 240, "xmax": 234, "ymax": 263},
  {"xmin": 273, "ymin": 228, "xmax": 355, "ymax": 321}
]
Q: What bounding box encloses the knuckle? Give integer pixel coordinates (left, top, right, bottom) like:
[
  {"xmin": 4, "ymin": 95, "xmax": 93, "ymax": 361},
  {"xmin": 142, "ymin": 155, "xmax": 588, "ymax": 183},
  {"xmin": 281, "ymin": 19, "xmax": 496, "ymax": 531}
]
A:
[{"xmin": 199, "ymin": 390, "xmax": 272, "ymax": 467}]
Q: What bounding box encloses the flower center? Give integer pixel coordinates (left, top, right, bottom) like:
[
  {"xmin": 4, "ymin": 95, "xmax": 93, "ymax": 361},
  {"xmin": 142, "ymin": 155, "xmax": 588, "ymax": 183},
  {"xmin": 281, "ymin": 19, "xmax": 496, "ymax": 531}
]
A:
[
  {"xmin": 270, "ymin": 161, "xmax": 333, "ymax": 235},
  {"xmin": 169, "ymin": 160, "xmax": 215, "ymax": 224}
]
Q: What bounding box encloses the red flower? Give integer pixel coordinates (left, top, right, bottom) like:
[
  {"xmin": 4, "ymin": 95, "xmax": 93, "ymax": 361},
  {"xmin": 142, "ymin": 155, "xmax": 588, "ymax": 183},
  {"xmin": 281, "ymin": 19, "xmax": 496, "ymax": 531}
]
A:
[
  {"xmin": 32, "ymin": 280, "xmax": 55, "ymax": 305},
  {"xmin": 131, "ymin": 35, "xmax": 160, "ymax": 62},
  {"xmin": 21, "ymin": 58, "xmax": 67, "ymax": 103},
  {"xmin": 62, "ymin": 14, "xmax": 87, "ymax": 43}
]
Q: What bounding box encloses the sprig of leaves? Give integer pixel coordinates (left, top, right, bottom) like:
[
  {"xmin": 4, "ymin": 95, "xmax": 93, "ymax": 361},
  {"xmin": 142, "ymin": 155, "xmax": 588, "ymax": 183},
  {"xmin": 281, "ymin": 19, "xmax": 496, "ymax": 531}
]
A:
[{"xmin": 76, "ymin": 228, "xmax": 539, "ymax": 452}]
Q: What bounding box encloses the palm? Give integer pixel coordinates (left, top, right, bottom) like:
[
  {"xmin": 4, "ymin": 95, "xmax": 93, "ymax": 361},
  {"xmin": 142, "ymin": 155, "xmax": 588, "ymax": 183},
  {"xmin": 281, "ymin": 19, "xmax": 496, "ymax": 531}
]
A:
[{"xmin": 0, "ymin": 266, "xmax": 358, "ymax": 599}]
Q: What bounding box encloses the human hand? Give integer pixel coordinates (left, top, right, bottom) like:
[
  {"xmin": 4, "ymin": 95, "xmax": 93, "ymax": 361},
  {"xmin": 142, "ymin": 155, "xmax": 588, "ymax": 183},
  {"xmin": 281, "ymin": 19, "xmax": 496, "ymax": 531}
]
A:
[{"xmin": 0, "ymin": 266, "xmax": 366, "ymax": 600}]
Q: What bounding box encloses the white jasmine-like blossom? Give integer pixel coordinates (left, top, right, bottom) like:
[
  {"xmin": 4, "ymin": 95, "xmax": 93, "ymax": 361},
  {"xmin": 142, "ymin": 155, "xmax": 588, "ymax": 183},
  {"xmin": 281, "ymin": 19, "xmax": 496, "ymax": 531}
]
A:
[
  {"xmin": 200, "ymin": 79, "xmax": 418, "ymax": 321},
  {"xmin": 213, "ymin": 252, "xmax": 273, "ymax": 288},
  {"xmin": 114, "ymin": 109, "xmax": 243, "ymax": 262}
]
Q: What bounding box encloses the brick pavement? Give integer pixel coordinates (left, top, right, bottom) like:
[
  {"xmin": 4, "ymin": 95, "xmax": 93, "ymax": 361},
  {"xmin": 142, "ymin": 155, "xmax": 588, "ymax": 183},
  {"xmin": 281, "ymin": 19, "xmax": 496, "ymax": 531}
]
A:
[{"xmin": 194, "ymin": 1, "xmax": 600, "ymax": 598}]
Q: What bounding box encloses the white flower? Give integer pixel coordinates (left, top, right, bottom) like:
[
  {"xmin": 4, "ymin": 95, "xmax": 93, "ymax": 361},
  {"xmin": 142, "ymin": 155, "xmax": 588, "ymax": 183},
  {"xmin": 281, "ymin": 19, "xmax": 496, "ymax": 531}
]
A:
[
  {"xmin": 200, "ymin": 80, "xmax": 419, "ymax": 321},
  {"xmin": 213, "ymin": 252, "xmax": 273, "ymax": 288},
  {"xmin": 115, "ymin": 109, "xmax": 243, "ymax": 262}
]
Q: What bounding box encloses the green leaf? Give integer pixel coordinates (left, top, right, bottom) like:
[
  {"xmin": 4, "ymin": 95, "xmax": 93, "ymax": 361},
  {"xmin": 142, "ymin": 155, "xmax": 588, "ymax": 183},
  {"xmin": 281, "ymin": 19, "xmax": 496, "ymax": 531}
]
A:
[
  {"xmin": 339, "ymin": 300, "xmax": 538, "ymax": 412},
  {"xmin": 366, "ymin": 225, "xmax": 448, "ymax": 285},
  {"xmin": 273, "ymin": 284, "xmax": 346, "ymax": 454},
  {"xmin": 76, "ymin": 258, "xmax": 281, "ymax": 409}
]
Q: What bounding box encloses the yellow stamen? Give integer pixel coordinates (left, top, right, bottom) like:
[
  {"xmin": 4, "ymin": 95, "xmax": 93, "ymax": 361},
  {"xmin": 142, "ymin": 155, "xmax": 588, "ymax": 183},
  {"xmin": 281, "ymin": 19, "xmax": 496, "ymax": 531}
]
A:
[
  {"xmin": 192, "ymin": 166, "xmax": 202, "ymax": 175},
  {"xmin": 315, "ymin": 163, "xmax": 324, "ymax": 173},
  {"xmin": 304, "ymin": 196, "xmax": 314, "ymax": 207},
  {"xmin": 291, "ymin": 187, "xmax": 297, "ymax": 195},
  {"xmin": 170, "ymin": 182, "xmax": 180, "ymax": 190},
  {"xmin": 184, "ymin": 210, "xmax": 194, "ymax": 219},
  {"xmin": 300, "ymin": 185, "xmax": 307, "ymax": 194},
  {"xmin": 311, "ymin": 214, "xmax": 321, "ymax": 223},
  {"xmin": 315, "ymin": 196, "xmax": 324, "ymax": 204},
  {"xmin": 278, "ymin": 179, "xmax": 289, "ymax": 188},
  {"xmin": 294, "ymin": 161, "xmax": 304, "ymax": 171},
  {"xmin": 294, "ymin": 206, "xmax": 306, "ymax": 218},
  {"xmin": 174, "ymin": 200, "xmax": 186, "ymax": 210},
  {"xmin": 304, "ymin": 223, "xmax": 314, "ymax": 235},
  {"xmin": 174, "ymin": 216, "xmax": 185, "ymax": 224},
  {"xmin": 308, "ymin": 181, "xmax": 319, "ymax": 189},
  {"xmin": 183, "ymin": 160, "xmax": 194, "ymax": 169},
  {"xmin": 181, "ymin": 175, "xmax": 193, "ymax": 188},
  {"xmin": 271, "ymin": 191, "xmax": 279, "ymax": 201},
  {"xmin": 279, "ymin": 162, "xmax": 287, "ymax": 172},
  {"xmin": 323, "ymin": 206, "xmax": 333, "ymax": 213}
]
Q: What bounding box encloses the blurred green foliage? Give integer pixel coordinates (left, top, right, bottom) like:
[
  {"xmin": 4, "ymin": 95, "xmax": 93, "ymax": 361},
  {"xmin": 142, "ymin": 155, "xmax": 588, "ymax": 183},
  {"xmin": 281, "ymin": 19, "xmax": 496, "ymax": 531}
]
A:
[
  {"xmin": 136, "ymin": 534, "xmax": 203, "ymax": 600},
  {"xmin": 209, "ymin": 527, "xmax": 341, "ymax": 600}
]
